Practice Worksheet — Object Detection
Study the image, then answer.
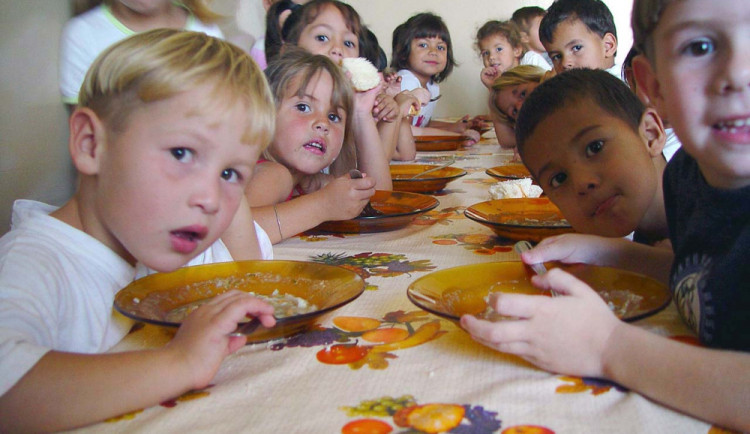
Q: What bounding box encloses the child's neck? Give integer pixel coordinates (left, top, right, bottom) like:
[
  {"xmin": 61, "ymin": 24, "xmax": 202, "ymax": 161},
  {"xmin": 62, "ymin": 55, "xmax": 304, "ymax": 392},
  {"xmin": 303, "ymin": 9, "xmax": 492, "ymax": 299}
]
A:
[
  {"xmin": 109, "ymin": 2, "xmax": 189, "ymax": 32},
  {"xmin": 410, "ymin": 70, "xmax": 432, "ymax": 89},
  {"xmin": 636, "ymin": 156, "xmax": 668, "ymax": 243}
]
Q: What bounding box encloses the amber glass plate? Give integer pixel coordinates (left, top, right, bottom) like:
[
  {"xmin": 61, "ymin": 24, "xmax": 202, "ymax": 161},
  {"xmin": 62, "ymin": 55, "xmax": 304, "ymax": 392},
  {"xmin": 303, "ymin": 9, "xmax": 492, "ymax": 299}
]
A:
[
  {"xmin": 415, "ymin": 134, "xmax": 468, "ymax": 152},
  {"xmin": 314, "ymin": 190, "xmax": 439, "ymax": 233},
  {"xmin": 407, "ymin": 261, "xmax": 671, "ymax": 323},
  {"xmin": 486, "ymin": 164, "xmax": 532, "ymax": 180},
  {"xmin": 464, "ymin": 197, "xmax": 574, "ymax": 242},
  {"xmin": 390, "ymin": 164, "xmax": 467, "ymax": 193},
  {"xmin": 114, "ymin": 260, "xmax": 365, "ymax": 343}
]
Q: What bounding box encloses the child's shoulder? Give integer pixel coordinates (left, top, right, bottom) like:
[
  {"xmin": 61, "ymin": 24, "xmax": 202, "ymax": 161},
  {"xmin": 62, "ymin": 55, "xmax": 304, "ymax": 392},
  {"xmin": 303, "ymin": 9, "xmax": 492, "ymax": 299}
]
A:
[
  {"xmin": 248, "ymin": 160, "xmax": 297, "ymax": 204},
  {"xmin": 520, "ymin": 51, "xmax": 552, "ymax": 71}
]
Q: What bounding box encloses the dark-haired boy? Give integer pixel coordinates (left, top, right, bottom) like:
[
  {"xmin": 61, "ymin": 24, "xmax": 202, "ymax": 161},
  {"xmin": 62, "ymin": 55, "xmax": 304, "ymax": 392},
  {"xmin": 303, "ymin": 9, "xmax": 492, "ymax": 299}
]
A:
[{"xmin": 539, "ymin": 0, "xmax": 618, "ymax": 75}]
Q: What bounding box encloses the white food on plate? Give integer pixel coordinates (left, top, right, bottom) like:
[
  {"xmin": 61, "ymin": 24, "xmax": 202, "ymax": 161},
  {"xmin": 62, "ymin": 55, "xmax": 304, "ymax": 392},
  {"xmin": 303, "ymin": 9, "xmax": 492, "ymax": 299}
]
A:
[
  {"xmin": 341, "ymin": 57, "xmax": 380, "ymax": 91},
  {"xmin": 489, "ymin": 178, "xmax": 543, "ymax": 199}
]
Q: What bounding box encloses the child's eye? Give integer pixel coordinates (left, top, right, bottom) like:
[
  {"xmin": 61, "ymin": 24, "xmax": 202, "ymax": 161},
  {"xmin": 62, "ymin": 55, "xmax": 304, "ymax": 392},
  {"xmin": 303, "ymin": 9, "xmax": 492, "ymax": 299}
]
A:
[
  {"xmin": 295, "ymin": 103, "xmax": 311, "ymax": 113},
  {"xmin": 495, "ymin": 46, "xmax": 503, "ymax": 53},
  {"xmin": 437, "ymin": 45, "xmax": 446, "ymax": 51},
  {"xmin": 344, "ymin": 40, "xmax": 356, "ymax": 48},
  {"xmin": 549, "ymin": 172, "xmax": 567, "ymax": 188},
  {"xmin": 550, "ymin": 53, "xmax": 561, "ymax": 62},
  {"xmin": 480, "ymin": 50, "xmax": 489, "ymax": 58},
  {"xmin": 220, "ymin": 168, "xmax": 241, "ymax": 183},
  {"xmin": 683, "ymin": 39, "xmax": 714, "ymax": 57},
  {"xmin": 572, "ymin": 44, "xmax": 583, "ymax": 53},
  {"xmin": 328, "ymin": 113, "xmax": 342, "ymax": 123},
  {"xmin": 585, "ymin": 140, "xmax": 604, "ymax": 157},
  {"xmin": 170, "ymin": 147, "xmax": 194, "ymax": 163},
  {"xmin": 314, "ymin": 34, "xmax": 329, "ymax": 43}
]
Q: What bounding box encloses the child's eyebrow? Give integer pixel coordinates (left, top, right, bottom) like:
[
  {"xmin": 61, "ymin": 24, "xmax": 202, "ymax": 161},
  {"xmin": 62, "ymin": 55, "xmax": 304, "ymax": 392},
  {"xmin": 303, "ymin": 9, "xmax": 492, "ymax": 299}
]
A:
[
  {"xmin": 564, "ymin": 38, "xmax": 585, "ymax": 49},
  {"xmin": 533, "ymin": 124, "xmax": 601, "ymax": 178}
]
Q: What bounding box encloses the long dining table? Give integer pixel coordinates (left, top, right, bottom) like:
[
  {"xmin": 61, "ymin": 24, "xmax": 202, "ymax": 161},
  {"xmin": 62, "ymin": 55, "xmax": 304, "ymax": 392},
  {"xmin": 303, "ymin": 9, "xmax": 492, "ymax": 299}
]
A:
[{"xmin": 77, "ymin": 133, "xmax": 721, "ymax": 434}]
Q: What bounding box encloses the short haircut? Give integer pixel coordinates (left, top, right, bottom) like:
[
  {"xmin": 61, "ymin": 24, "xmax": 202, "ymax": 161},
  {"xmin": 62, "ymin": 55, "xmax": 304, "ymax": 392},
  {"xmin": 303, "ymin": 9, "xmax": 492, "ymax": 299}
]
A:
[
  {"xmin": 475, "ymin": 20, "xmax": 527, "ymax": 57},
  {"xmin": 390, "ymin": 12, "xmax": 456, "ymax": 83},
  {"xmin": 631, "ymin": 0, "xmax": 676, "ymax": 60},
  {"xmin": 281, "ymin": 0, "xmax": 364, "ymax": 55},
  {"xmin": 361, "ymin": 27, "xmax": 388, "ymax": 72},
  {"xmin": 539, "ymin": 0, "xmax": 617, "ymax": 45},
  {"xmin": 265, "ymin": 0, "xmax": 301, "ymax": 64},
  {"xmin": 263, "ymin": 47, "xmax": 356, "ymax": 173},
  {"xmin": 79, "ymin": 29, "xmax": 275, "ymax": 148},
  {"xmin": 511, "ymin": 6, "xmax": 546, "ymax": 32},
  {"xmin": 515, "ymin": 68, "xmax": 645, "ymax": 157}
]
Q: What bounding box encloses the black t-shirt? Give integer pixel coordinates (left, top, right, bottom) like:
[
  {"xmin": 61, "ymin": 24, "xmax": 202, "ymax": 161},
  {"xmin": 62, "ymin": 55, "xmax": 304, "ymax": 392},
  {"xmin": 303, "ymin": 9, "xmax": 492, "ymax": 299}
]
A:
[{"xmin": 664, "ymin": 149, "xmax": 750, "ymax": 351}]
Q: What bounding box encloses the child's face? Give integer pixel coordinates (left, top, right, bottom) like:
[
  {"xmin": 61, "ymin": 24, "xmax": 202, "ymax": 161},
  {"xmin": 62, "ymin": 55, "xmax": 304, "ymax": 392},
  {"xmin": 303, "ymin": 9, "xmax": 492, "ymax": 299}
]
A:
[
  {"xmin": 640, "ymin": 0, "xmax": 750, "ymax": 188},
  {"xmin": 479, "ymin": 34, "xmax": 522, "ymax": 72},
  {"xmin": 270, "ymin": 70, "xmax": 346, "ymax": 176},
  {"xmin": 407, "ymin": 37, "xmax": 448, "ymax": 85},
  {"xmin": 521, "ymin": 98, "xmax": 663, "ymax": 238},
  {"xmin": 544, "ymin": 18, "xmax": 616, "ymax": 73},
  {"xmin": 296, "ymin": 4, "xmax": 359, "ymax": 62},
  {"xmin": 494, "ymin": 82, "xmax": 540, "ymax": 121},
  {"xmin": 525, "ymin": 16, "xmax": 546, "ymax": 53},
  {"xmin": 95, "ymin": 84, "xmax": 260, "ymax": 272}
]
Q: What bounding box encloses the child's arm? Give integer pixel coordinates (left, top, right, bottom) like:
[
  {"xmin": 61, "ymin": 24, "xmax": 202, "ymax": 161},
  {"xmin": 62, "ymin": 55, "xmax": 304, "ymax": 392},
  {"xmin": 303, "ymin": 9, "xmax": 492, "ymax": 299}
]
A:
[
  {"xmin": 391, "ymin": 119, "xmax": 417, "ymax": 161},
  {"xmin": 521, "ymin": 234, "xmax": 673, "ymax": 284},
  {"xmin": 351, "ymin": 85, "xmax": 393, "ymax": 191},
  {"xmin": 250, "ymin": 173, "xmax": 376, "ymax": 243},
  {"xmin": 377, "ymin": 91, "xmax": 420, "ymax": 161},
  {"xmin": 461, "ymin": 270, "xmax": 750, "ymax": 431},
  {"xmin": 220, "ymin": 196, "xmax": 263, "ymax": 260},
  {"xmin": 0, "ymin": 291, "xmax": 275, "ymax": 432}
]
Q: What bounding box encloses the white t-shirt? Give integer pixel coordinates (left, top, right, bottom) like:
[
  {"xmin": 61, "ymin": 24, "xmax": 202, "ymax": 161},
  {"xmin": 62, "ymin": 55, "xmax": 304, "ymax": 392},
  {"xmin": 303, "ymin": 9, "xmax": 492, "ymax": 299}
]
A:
[
  {"xmin": 398, "ymin": 69, "xmax": 440, "ymax": 127},
  {"xmin": 663, "ymin": 127, "xmax": 682, "ymax": 162},
  {"xmin": 0, "ymin": 200, "xmax": 272, "ymax": 395},
  {"xmin": 59, "ymin": 4, "xmax": 224, "ymax": 104},
  {"xmin": 605, "ymin": 62, "xmax": 624, "ymax": 81},
  {"xmin": 520, "ymin": 51, "xmax": 551, "ymax": 71}
]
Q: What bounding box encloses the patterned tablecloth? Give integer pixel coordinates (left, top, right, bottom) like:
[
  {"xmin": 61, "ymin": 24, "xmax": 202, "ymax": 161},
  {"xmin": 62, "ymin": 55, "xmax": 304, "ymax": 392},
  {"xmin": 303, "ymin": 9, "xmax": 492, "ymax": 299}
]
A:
[{"xmin": 77, "ymin": 135, "xmax": 720, "ymax": 434}]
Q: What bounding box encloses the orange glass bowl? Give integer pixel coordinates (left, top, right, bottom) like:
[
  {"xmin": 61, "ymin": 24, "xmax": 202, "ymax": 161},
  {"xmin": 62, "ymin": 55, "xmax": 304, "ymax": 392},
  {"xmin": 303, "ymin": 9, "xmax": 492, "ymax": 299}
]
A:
[
  {"xmin": 414, "ymin": 134, "xmax": 468, "ymax": 152},
  {"xmin": 390, "ymin": 164, "xmax": 467, "ymax": 193},
  {"xmin": 464, "ymin": 197, "xmax": 574, "ymax": 242}
]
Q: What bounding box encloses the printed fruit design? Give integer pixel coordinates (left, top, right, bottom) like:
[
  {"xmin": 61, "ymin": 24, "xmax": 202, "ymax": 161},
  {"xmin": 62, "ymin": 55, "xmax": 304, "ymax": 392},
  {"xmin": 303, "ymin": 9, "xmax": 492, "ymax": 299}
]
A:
[
  {"xmin": 361, "ymin": 328, "xmax": 409, "ymax": 344},
  {"xmin": 395, "ymin": 403, "xmax": 465, "ymax": 433},
  {"xmin": 341, "ymin": 418, "xmax": 393, "ymax": 434},
  {"xmin": 502, "ymin": 426, "xmax": 555, "ymax": 434},
  {"xmin": 334, "ymin": 316, "xmax": 382, "ymax": 333},
  {"xmin": 342, "ymin": 395, "xmax": 417, "ymax": 418},
  {"xmin": 316, "ymin": 343, "xmax": 370, "ymax": 365}
]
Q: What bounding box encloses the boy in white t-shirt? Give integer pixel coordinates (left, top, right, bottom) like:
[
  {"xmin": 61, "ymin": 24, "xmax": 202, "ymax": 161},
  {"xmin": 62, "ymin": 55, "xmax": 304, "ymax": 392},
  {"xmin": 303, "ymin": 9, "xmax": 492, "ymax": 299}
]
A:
[{"xmin": 0, "ymin": 29, "xmax": 277, "ymax": 431}]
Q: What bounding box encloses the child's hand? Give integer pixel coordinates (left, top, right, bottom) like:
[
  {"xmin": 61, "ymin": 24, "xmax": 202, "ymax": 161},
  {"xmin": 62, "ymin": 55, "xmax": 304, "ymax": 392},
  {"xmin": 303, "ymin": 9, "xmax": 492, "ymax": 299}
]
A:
[
  {"xmin": 409, "ymin": 88, "xmax": 432, "ymax": 107},
  {"xmin": 394, "ymin": 92, "xmax": 420, "ymax": 117},
  {"xmin": 519, "ymin": 234, "xmax": 621, "ymax": 267},
  {"xmin": 319, "ymin": 173, "xmax": 376, "ymax": 220},
  {"xmin": 460, "ymin": 268, "xmax": 620, "ymax": 377},
  {"xmin": 373, "ymin": 93, "xmax": 400, "ymax": 122},
  {"xmin": 462, "ymin": 128, "xmax": 481, "ymax": 146},
  {"xmin": 480, "ymin": 65, "xmax": 500, "ymax": 89},
  {"xmin": 353, "ymin": 82, "xmax": 384, "ymax": 118},
  {"xmin": 383, "ymin": 71, "xmax": 402, "ymax": 97},
  {"xmin": 165, "ymin": 290, "xmax": 276, "ymax": 389}
]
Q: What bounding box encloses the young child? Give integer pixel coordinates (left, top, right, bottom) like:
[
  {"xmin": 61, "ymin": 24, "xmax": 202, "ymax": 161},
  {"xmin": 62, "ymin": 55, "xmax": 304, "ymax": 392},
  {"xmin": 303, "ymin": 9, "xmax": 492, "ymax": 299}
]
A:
[
  {"xmin": 476, "ymin": 20, "xmax": 550, "ymax": 90},
  {"xmin": 246, "ymin": 49, "xmax": 377, "ymax": 243},
  {"xmin": 512, "ymin": 68, "xmax": 670, "ymax": 244},
  {"xmin": 538, "ymin": 0, "xmax": 619, "ymax": 76},
  {"xmin": 511, "ymin": 6, "xmax": 552, "ymax": 66},
  {"xmin": 60, "ymin": 0, "xmax": 224, "ymax": 108},
  {"xmin": 390, "ymin": 12, "xmax": 482, "ymax": 143},
  {"xmin": 276, "ymin": 0, "xmax": 396, "ymax": 184},
  {"xmin": 462, "ymin": 0, "xmax": 750, "ymax": 429},
  {"xmin": 0, "ymin": 29, "xmax": 278, "ymax": 431},
  {"xmin": 489, "ymin": 65, "xmax": 548, "ymax": 150}
]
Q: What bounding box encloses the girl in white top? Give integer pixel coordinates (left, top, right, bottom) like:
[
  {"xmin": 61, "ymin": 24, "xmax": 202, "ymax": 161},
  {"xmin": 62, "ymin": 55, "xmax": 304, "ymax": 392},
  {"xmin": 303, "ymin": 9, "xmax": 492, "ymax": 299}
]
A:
[
  {"xmin": 59, "ymin": 0, "xmax": 223, "ymax": 106},
  {"xmin": 476, "ymin": 20, "xmax": 551, "ymax": 90}
]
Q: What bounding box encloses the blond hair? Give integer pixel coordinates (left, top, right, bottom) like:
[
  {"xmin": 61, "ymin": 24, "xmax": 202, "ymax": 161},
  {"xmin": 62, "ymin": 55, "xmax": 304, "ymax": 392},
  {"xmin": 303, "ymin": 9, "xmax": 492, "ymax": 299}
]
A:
[
  {"xmin": 631, "ymin": 0, "xmax": 678, "ymax": 60},
  {"xmin": 263, "ymin": 48, "xmax": 356, "ymax": 176},
  {"xmin": 490, "ymin": 65, "xmax": 547, "ymax": 126},
  {"xmin": 79, "ymin": 28, "xmax": 275, "ymax": 149}
]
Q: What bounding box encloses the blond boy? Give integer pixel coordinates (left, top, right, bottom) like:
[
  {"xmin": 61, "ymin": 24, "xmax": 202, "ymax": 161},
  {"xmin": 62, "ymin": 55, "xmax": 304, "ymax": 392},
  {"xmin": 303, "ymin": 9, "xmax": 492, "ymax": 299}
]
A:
[
  {"xmin": 0, "ymin": 29, "xmax": 277, "ymax": 431},
  {"xmin": 462, "ymin": 0, "xmax": 750, "ymax": 430}
]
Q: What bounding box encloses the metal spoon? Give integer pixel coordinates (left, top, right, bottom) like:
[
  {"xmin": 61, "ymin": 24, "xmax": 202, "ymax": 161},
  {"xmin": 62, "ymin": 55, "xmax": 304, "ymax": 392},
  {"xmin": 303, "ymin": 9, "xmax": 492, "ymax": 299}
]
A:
[
  {"xmin": 513, "ymin": 240, "xmax": 559, "ymax": 297},
  {"xmin": 409, "ymin": 158, "xmax": 456, "ymax": 179},
  {"xmin": 429, "ymin": 94, "xmax": 442, "ymax": 102},
  {"xmin": 349, "ymin": 169, "xmax": 383, "ymax": 217},
  {"xmin": 228, "ymin": 316, "xmax": 264, "ymax": 337}
]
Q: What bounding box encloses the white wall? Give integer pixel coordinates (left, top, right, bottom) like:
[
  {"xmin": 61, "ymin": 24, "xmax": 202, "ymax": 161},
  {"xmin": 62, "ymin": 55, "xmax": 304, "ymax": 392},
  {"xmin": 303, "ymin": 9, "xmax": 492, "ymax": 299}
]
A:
[{"xmin": 0, "ymin": 0, "xmax": 633, "ymax": 236}]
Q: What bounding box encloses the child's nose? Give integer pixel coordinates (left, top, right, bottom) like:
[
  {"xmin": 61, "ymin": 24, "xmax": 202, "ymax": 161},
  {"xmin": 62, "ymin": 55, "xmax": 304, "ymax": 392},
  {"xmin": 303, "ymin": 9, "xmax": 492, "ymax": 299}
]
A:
[
  {"xmin": 314, "ymin": 117, "xmax": 330, "ymax": 134},
  {"xmin": 714, "ymin": 47, "xmax": 750, "ymax": 94},
  {"xmin": 329, "ymin": 40, "xmax": 343, "ymax": 60},
  {"xmin": 574, "ymin": 171, "xmax": 600, "ymax": 195},
  {"xmin": 190, "ymin": 177, "xmax": 221, "ymax": 214}
]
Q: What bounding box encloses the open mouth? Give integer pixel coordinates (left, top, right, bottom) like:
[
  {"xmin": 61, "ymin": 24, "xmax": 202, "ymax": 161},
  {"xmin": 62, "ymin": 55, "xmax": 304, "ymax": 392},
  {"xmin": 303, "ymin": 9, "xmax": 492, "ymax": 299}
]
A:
[
  {"xmin": 303, "ymin": 139, "xmax": 326, "ymax": 155},
  {"xmin": 170, "ymin": 225, "xmax": 208, "ymax": 254},
  {"xmin": 714, "ymin": 117, "xmax": 750, "ymax": 134},
  {"xmin": 171, "ymin": 229, "xmax": 204, "ymax": 242}
]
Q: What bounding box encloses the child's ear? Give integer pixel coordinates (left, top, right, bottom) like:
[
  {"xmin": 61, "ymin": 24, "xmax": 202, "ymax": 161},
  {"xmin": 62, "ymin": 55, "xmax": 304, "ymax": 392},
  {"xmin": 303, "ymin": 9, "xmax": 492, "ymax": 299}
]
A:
[
  {"xmin": 632, "ymin": 54, "xmax": 667, "ymax": 117},
  {"xmin": 639, "ymin": 107, "xmax": 666, "ymax": 158},
  {"xmin": 603, "ymin": 32, "xmax": 617, "ymax": 59},
  {"xmin": 513, "ymin": 45, "xmax": 524, "ymax": 60},
  {"xmin": 68, "ymin": 107, "xmax": 107, "ymax": 176}
]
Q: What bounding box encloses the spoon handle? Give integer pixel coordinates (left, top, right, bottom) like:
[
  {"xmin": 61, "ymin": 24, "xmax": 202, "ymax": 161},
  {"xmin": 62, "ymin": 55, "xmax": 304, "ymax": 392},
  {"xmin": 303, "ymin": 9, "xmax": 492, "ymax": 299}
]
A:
[{"xmin": 513, "ymin": 241, "xmax": 559, "ymax": 296}]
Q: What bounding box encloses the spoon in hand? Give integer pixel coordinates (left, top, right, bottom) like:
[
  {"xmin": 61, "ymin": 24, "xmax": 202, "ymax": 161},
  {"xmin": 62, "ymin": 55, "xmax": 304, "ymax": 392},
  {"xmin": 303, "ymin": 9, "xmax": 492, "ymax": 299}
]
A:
[
  {"xmin": 513, "ymin": 240, "xmax": 559, "ymax": 297},
  {"xmin": 349, "ymin": 170, "xmax": 382, "ymax": 217}
]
